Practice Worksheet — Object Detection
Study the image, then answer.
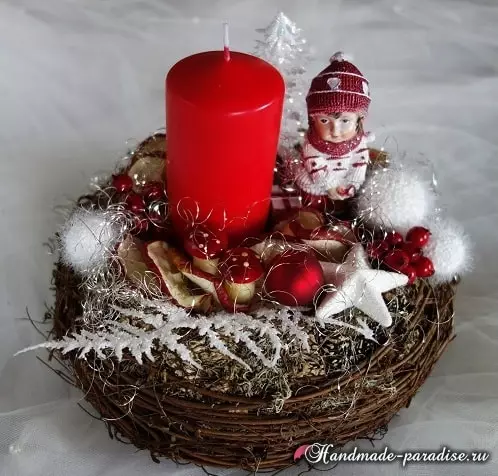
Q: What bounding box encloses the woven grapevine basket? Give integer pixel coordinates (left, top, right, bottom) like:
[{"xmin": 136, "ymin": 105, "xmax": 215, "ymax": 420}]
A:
[
  {"xmin": 50, "ymin": 254, "xmax": 456, "ymax": 472},
  {"xmin": 46, "ymin": 136, "xmax": 456, "ymax": 472}
]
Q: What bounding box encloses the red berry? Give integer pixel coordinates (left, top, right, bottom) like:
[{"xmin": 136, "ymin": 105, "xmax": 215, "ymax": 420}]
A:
[
  {"xmin": 413, "ymin": 256, "xmax": 435, "ymax": 278},
  {"xmin": 112, "ymin": 174, "xmax": 133, "ymax": 193},
  {"xmin": 402, "ymin": 242, "xmax": 422, "ymax": 263},
  {"xmin": 402, "ymin": 265, "xmax": 417, "ymax": 285},
  {"xmin": 383, "ymin": 249, "xmax": 410, "ymax": 271},
  {"xmin": 367, "ymin": 240, "xmax": 390, "ymax": 259},
  {"xmin": 142, "ymin": 181, "xmax": 165, "ymax": 202},
  {"xmin": 133, "ymin": 216, "xmax": 149, "ymax": 234},
  {"xmin": 126, "ymin": 192, "xmax": 146, "ymax": 213},
  {"xmin": 406, "ymin": 226, "xmax": 431, "ymax": 248},
  {"xmin": 386, "ymin": 231, "xmax": 404, "ymax": 247}
]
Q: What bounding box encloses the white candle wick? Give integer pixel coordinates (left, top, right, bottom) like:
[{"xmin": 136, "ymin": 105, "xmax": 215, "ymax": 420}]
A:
[{"xmin": 223, "ymin": 22, "xmax": 230, "ymax": 61}]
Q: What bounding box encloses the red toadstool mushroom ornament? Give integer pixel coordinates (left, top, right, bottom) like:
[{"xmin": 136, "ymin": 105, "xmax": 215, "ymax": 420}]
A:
[
  {"xmin": 219, "ymin": 247, "xmax": 264, "ymax": 305},
  {"xmin": 184, "ymin": 225, "xmax": 229, "ymax": 275}
]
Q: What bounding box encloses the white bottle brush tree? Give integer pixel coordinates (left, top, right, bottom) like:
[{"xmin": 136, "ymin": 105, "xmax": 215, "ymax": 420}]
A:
[{"xmin": 254, "ymin": 12, "xmax": 313, "ymax": 149}]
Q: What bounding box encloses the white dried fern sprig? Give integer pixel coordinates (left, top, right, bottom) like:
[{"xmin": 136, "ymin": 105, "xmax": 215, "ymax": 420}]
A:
[
  {"xmin": 15, "ymin": 323, "xmax": 160, "ymax": 366},
  {"xmin": 17, "ymin": 298, "xmax": 313, "ymax": 370},
  {"xmin": 319, "ymin": 315, "xmax": 377, "ymax": 342},
  {"xmin": 140, "ymin": 300, "xmax": 289, "ymax": 368},
  {"xmin": 253, "ymin": 307, "xmax": 310, "ymax": 352},
  {"xmin": 118, "ymin": 304, "xmax": 251, "ymax": 369}
]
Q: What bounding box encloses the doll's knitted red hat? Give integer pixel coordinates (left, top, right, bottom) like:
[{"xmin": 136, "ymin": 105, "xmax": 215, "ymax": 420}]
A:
[{"xmin": 306, "ymin": 52, "xmax": 371, "ymax": 115}]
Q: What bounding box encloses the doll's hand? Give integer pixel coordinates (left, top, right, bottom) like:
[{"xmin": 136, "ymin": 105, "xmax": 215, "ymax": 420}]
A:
[
  {"xmin": 327, "ymin": 187, "xmax": 343, "ymax": 200},
  {"xmin": 337, "ymin": 185, "xmax": 356, "ymax": 198}
]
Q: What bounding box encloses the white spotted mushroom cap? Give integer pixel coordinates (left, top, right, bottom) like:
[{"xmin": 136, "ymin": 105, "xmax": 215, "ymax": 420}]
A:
[
  {"xmin": 183, "ymin": 225, "xmax": 228, "ymax": 260},
  {"xmin": 219, "ymin": 247, "xmax": 264, "ymax": 284}
]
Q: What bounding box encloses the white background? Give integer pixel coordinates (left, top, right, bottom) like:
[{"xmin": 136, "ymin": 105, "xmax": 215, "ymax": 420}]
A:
[{"xmin": 1, "ymin": 1, "xmax": 498, "ymax": 475}]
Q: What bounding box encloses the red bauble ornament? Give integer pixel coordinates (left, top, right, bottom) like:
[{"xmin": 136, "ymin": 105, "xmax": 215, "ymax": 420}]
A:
[
  {"xmin": 406, "ymin": 226, "xmax": 431, "ymax": 248},
  {"xmin": 143, "ymin": 181, "xmax": 165, "ymax": 202},
  {"xmin": 383, "ymin": 249, "xmax": 410, "ymax": 271},
  {"xmin": 265, "ymin": 249, "xmax": 324, "ymax": 306},
  {"xmin": 386, "ymin": 231, "xmax": 404, "ymax": 247},
  {"xmin": 126, "ymin": 192, "xmax": 146, "ymax": 213},
  {"xmin": 414, "ymin": 256, "xmax": 435, "ymax": 278},
  {"xmin": 112, "ymin": 174, "xmax": 133, "ymax": 193}
]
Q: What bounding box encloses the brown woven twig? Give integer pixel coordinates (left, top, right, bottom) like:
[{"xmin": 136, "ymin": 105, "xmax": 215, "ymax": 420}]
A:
[{"xmin": 50, "ymin": 261, "xmax": 455, "ymax": 472}]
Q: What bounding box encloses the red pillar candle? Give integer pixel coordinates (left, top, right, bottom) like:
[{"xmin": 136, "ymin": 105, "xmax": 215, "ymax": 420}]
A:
[{"xmin": 166, "ymin": 50, "xmax": 284, "ymax": 245}]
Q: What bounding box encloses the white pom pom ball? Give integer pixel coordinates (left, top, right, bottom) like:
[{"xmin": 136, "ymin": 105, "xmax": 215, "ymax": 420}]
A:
[
  {"xmin": 357, "ymin": 167, "xmax": 436, "ymax": 234},
  {"xmin": 330, "ymin": 51, "xmax": 353, "ymax": 63},
  {"xmin": 60, "ymin": 209, "xmax": 123, "ymax": 274},
  {"xmin": 424, "ymin": 217, "xmax": 472, "ymax": 283}
]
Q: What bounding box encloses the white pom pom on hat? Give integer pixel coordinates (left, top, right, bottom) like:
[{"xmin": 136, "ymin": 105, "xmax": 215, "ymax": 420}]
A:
[{"xmin": 330, "ymin": 51, "xmax": 354, "ymax": 63}]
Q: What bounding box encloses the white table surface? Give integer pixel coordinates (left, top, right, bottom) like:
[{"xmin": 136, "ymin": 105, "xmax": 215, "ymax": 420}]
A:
[{"xmin": 1, "ymin": 1, "xmax": 498, "ymax": 475}]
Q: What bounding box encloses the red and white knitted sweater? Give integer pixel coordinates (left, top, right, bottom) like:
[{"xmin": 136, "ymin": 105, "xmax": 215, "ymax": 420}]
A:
[{"xmin": 295, "ymin": 132, "xmax": 374, "ymax": 200}]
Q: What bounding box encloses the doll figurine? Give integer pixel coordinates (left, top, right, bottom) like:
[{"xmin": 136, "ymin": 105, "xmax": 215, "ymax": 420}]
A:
[{"xmin": 294, "ymin": 52, "xmax": 374, "ymax": 213}]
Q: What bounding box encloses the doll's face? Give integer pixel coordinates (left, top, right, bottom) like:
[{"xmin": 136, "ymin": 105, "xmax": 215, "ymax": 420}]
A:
[{"xmin": 312, "ymin": 112, "xmax": 361, "ymax": 143}]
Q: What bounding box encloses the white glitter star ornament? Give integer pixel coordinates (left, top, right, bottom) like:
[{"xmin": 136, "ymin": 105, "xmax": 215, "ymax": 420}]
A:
[{"xmin": 317, "ymin": 243, "xmax": 409, "ymax": 327}]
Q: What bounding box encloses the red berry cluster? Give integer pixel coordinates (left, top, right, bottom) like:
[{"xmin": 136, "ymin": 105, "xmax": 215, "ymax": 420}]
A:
[
  {"xmin": 112, "ymin": 174, "xmax": 167, "ymax": 235},
  {"xmin": 367, "ymin": 227, "xmax": 434, "ymax": 284}
]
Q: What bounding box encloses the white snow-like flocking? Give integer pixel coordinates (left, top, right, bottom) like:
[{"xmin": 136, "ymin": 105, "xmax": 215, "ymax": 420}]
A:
[{"xmin": 16, "ymin": 294, "xmax": 382, "ymax": 370}]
